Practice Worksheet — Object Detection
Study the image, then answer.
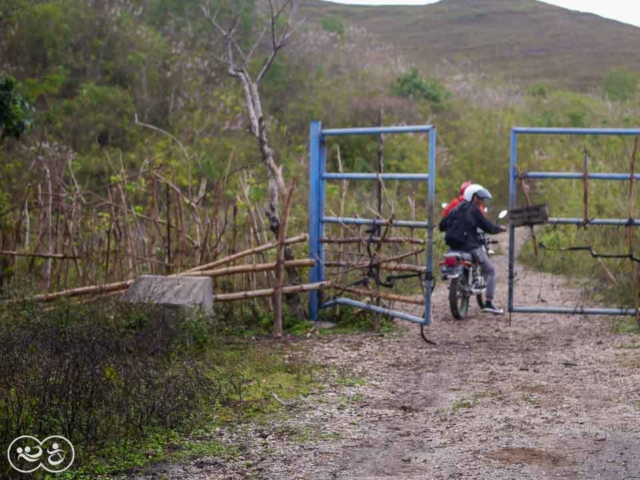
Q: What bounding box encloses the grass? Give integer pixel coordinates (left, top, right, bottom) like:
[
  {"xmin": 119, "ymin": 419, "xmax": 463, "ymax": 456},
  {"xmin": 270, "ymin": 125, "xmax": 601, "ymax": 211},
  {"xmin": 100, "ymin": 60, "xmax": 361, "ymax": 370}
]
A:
[
  {"xmin": 474, "ymin": 389, "xmax": 502, "ymax": 399},
  {"xmin": 218, "ymin": 310, "xmax": 315, "ymax": 338},
  {"xmin": 218, "ymin": 306, "xmax": 396, "ymax": 338},
  {"xmin": 44, "ymin": 432, "xmax": 241, "ymax": 479},
  {"xmin": 339, "ymin": 393, "xmax": 364, "ymax": 407},
  {"xmin": 317, "ymin": 309, "xmax": 396, "ymax": 336},
  {"xmin": 452, "ymin": 399, "xmax": 473, "ymax": 411},
  {"xmin": 273, "ymin": 424, "xmax": 342, "ymax": 445},
  {"xmin": 207, "ymin": 343, "xmax": 324, "ymax": 423},
  {"xmin": 522, "ymin": 394, "xmax": 540, "ymax": 406},
  {"xmin": 612, "ymin": 317, "xmax": 640, "ymax": 335},
  {"xmin": 436, "ymin": 407, "xmax": 449, "ymax": 422},
  {"xmin": 448, "ymin": 389, "xmax": 503, "ymax": 415},
  {"xmin": 337, "ymin": 376, "xmax": 367, "ymax": 387}
]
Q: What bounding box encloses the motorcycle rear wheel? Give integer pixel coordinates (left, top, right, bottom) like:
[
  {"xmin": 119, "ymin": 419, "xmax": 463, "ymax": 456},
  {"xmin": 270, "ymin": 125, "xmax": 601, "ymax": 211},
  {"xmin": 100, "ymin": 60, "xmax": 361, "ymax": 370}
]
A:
[{"xmin": 449, "ymin": 276, "xmax": 470, "ymax": 320}]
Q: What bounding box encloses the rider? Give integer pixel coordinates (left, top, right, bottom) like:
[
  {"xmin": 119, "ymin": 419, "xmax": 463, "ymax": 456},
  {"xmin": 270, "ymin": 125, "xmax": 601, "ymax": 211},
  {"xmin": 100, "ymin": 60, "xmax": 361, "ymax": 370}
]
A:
[
  {"xmin": 439, "ymin": 184, "xmax": 506, "ymax": 315},
  {"xmin": 442, "ymin": 181, "xmax": 473, "ymax": 218}
]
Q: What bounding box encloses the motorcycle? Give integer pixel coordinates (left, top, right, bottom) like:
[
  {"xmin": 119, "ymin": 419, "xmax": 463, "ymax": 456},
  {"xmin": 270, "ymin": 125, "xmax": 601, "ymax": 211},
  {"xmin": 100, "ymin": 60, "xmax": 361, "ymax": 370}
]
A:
[{"xmin": 438, "ymin": 208, "xmax": 508, "ymax": 320}]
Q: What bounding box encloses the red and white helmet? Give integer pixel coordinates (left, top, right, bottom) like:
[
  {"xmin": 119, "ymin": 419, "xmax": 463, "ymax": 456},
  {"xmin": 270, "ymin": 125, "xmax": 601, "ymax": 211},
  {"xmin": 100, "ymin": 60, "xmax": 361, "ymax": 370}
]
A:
[{"xmin": 459, "ymin": 181, "xmax": 473, "ymax": 195}]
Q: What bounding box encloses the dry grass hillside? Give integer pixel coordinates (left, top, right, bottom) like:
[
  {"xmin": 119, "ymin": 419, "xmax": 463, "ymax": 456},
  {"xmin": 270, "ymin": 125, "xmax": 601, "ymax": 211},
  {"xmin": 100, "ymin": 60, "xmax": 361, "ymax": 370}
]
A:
[{"xmin": 299, "ymin": 0, "xmax": 640, "ymax": 91}]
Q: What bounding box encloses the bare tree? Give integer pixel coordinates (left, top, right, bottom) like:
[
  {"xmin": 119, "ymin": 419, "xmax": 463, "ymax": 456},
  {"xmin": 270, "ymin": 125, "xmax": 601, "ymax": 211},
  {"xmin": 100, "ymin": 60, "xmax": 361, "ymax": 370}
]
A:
[
  {"xmin": 203, "ymin": 0, "xmax": 307, "ymax": 317},
  {"xmin": 202, "ymin": 0, "xmax": 303, "ymax": 218}
]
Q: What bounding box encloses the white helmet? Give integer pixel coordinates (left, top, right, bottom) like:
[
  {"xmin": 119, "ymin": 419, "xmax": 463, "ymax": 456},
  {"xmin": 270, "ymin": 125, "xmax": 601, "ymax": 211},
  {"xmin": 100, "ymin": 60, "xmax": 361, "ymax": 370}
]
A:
[
  {"xmin": 463, "ymin": 184, "xmax": 482, "ymax": 202},
  {"xmin": 463, "ymin": 184, "xmax": 493, "ymax": 203}
]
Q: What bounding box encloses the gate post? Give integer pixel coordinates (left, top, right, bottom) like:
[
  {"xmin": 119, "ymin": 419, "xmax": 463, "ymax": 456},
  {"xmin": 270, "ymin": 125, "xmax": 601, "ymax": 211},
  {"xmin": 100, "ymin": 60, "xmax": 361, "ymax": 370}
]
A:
[
  {"xmin": 508, "ymin": 129, "xmax": 518, "ymax": 314},
  {"xmin": 308, "ymin": 121, "xmax": 323, "ymax": 322},
  {"xmin": 424, "ymin": 127, "xmax": 437, "ymax": 326}
]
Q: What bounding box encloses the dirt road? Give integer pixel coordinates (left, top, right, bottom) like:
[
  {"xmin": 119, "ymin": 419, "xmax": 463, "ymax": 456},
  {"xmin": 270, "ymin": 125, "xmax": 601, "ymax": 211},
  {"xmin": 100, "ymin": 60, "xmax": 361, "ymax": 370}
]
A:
[{"xmin": 151, "ymin": 232, "xmax": 640, "ymax": 479}]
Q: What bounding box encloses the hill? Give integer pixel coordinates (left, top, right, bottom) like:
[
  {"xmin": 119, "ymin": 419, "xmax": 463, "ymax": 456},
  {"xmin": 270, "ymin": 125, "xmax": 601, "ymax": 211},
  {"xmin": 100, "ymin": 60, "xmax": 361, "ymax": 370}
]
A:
[{"xmin": 299, "ymin": 0, "xmax": 640, "ymax": 91}]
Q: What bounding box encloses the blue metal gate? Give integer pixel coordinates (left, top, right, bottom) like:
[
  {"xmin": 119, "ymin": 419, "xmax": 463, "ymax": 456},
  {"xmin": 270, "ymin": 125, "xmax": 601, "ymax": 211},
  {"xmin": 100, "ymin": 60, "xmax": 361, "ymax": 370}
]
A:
[
  {"xmin": 509, "ymin": 127, "xmax": 640, "ymax": 316},
  {"xmin": 308, "ymin": 122, "xmax": 437, "ymax": 326}
]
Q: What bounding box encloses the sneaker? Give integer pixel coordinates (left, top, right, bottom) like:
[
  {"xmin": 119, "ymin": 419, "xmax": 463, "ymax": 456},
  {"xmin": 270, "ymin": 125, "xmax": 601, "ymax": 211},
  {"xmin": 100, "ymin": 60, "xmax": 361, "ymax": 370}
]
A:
[{"xmin": 482, "ymin": 302, "xmax": 505, "ymax": 315}]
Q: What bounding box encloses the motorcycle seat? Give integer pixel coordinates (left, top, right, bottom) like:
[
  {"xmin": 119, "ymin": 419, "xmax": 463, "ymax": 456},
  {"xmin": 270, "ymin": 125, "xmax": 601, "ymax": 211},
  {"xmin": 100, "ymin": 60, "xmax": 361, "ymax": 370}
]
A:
[{"xmin": 445, "ymin": 251, "xmax": 474, "ymax": 262}]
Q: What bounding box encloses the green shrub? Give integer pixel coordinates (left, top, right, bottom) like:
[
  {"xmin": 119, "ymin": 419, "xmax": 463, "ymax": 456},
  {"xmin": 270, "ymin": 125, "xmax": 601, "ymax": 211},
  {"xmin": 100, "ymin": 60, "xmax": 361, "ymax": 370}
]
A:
[
  {"xmin": 528, "ymin": 83, "xmax": 547, "ymax": 98},
  {"xmin": 603, "ymin": 68, "xmax": 639, "ymax": 102},
  {"xmin": 0, "ymin": 300, "xmax": 218, "ymax": 477},
  {"xmin": 321, "ymin": 15, "xmax": 346, "ymax": 35},
  {"xmin": 53, "ymin": 83, "xmax": 135, "ymax": 151},
  {"xmin": 391, "ymin": 69, "xmax": 451, "ymax": 108}
]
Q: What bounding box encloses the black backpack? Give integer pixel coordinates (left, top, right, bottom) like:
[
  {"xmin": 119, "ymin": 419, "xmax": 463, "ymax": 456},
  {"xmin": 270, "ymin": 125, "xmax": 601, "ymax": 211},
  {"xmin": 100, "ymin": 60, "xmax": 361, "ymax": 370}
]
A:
[{"xmin": 441, "ymin": 203, "xmax": 470, "ymax": 250}]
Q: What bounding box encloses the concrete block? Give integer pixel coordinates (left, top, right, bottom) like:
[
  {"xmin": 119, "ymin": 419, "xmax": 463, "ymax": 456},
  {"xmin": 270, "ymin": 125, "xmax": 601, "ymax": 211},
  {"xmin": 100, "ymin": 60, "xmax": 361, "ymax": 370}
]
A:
[{"xmin": 123, "ymin": 275, "xmax": 213, "ymax": 314}]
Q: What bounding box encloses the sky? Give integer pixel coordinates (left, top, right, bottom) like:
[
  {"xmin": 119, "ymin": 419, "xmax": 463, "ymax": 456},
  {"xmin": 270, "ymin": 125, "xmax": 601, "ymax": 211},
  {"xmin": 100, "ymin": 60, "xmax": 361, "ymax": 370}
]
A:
[{"xmin": 322, "ymin": 0, "xmax": 640, "ymax": 28}]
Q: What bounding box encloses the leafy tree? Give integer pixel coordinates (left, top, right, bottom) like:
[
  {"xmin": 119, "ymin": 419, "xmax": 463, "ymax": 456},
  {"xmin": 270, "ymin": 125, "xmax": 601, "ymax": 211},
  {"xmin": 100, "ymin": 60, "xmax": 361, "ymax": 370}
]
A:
[
  {"xmin": 0, "ymin": 76, "xmax": 34, "ymax": 143},
  {"xmin": 20, "ymin": 67, "xmax": 68, "ymax": 105},
  {"xmin": 603, "ymin": 69, "xmax": 639, "ymax": 102},
  {"xmin": 53, "ymin": 83, "xmax": 136, "ymax": 151},
  {"xmin": 4, "ymin": 1, "xmax": 76, "ymax": 74},
  {"xmin": 391, "ymin": 69, "xmax": 450, "ymax": 107}
]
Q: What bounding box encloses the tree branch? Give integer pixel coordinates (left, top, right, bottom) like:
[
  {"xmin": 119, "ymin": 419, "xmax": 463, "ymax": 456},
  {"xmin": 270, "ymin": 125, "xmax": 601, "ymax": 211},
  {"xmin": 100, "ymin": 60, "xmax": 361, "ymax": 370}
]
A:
[
  {"xmin": 256, "ymin": 1, "xmax": 305, "ymax": 84},
  {"xmin": 247, "ymin": 26, "xmax": 268, "ymax": 63},
  {"xmin": 202, "ymin": 5, "xmax": 247, "ymax": 70}
]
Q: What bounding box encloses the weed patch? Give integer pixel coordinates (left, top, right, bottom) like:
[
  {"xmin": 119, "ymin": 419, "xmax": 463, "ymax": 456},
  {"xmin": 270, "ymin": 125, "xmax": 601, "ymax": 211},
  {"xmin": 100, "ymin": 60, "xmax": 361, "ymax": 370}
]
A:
[
  {"xmin": 318, "ymin": 309, "xmax": 396, "ymax": 335},
  {"xmin": 452, "ymin": 400, "xmax": 473, "ymax": 411},
  {"xmin": 612, "ymin": 318, "xmax": 640, "ymax": 335},
  {"xmin": 522, "ymin": 395, "xmax": 540, "ymax": 406},
  {"xmin": 337, "ymin": 376, "xmax": 366, "ymax": 387}
]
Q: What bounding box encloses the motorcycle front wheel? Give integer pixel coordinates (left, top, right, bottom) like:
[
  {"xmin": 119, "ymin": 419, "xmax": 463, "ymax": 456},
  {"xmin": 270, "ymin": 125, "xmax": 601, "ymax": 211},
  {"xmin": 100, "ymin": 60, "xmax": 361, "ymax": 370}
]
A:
[{"xmin": 449, "ymin": 276, "xmax": 470, "ymax": 320}]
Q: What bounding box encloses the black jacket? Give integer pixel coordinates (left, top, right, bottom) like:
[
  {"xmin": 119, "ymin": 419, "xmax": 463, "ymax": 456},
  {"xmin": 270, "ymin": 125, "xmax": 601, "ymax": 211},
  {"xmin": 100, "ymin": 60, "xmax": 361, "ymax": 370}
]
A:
[{"xmin": 438, "ymin": 201, "xmax": 504, "ymax": 252}]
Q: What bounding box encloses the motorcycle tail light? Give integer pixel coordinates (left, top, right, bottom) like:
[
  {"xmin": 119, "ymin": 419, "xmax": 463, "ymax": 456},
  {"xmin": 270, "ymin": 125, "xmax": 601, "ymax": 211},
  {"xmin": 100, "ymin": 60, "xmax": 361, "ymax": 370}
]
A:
[{"xmin": 444, "ymin": 256, "xmax": 458, "ymax": 267}]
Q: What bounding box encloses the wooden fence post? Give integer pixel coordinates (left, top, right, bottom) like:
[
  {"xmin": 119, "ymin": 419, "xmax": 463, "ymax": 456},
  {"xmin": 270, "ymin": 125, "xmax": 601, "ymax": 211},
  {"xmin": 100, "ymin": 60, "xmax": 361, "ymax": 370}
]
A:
[{"xmin": 274, "ymin": 180, "xmax": 296, "ymax": 336}]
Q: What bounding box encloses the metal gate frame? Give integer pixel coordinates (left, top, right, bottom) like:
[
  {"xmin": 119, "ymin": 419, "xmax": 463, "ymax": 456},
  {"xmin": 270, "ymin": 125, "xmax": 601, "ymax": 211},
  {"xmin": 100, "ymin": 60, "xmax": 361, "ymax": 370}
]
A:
[
  {"xmin": 308, "ymin": 122, "xmax": 437, "ymax": 326},
  {"xmin": 508, "ymin": 127, "xmax": 640, "ymax": 316}
]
